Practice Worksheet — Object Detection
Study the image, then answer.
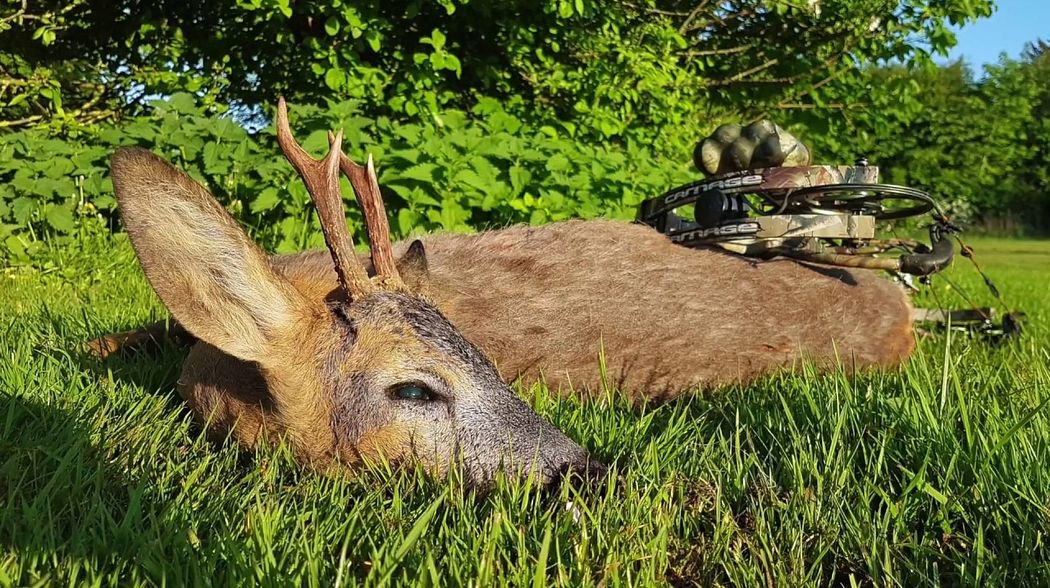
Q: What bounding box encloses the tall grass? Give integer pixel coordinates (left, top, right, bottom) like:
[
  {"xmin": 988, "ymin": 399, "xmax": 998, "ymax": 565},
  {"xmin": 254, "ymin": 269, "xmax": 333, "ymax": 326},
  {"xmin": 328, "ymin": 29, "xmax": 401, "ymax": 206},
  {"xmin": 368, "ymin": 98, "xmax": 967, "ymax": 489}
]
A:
[{"xmin": 1, "ymin": 235, "xmax": 1047, "ymax": 585}]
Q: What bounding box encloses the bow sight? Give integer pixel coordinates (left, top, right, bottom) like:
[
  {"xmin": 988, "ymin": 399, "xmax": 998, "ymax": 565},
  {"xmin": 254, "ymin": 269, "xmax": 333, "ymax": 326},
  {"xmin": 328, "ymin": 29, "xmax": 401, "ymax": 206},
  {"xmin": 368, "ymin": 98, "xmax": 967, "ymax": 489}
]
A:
[{"xmin": 638, "ymin": 121, "xmax": 1022, "ymax": 341}]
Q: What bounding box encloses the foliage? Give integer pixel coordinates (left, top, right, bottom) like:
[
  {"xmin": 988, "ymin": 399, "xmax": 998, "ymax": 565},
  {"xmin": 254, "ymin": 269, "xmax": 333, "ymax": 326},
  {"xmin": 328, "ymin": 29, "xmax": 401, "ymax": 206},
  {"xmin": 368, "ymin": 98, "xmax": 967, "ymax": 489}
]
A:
[
  {"xmin": 4, "ymin": 0, "xmax": 1049, "ymax": 258},
  {"xmin": 807, "ymin": 49, "xmax": 1050, "ymax": 231},
  {"xmin": 1, "ymin": 236, "xmax": 1049, "ymax": 584},
  {"xmin": 1, "ymin": 1, "xmax": 992, "ymax": 144},
  {"xmin": 0, "ymin": 0, "xmax": 147, "ymax": 131},
  {"xmin": 0, "ymin": 94, "xmax": 689, "ymax": 260}
]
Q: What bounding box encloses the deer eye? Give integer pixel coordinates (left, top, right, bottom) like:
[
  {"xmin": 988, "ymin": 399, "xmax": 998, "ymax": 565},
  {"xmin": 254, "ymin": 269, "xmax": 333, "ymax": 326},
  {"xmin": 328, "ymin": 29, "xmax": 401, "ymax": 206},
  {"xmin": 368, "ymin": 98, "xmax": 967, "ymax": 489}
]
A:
[{"xmin": 392, "ymin": 383, "xmax": 434, "ymax": 401}]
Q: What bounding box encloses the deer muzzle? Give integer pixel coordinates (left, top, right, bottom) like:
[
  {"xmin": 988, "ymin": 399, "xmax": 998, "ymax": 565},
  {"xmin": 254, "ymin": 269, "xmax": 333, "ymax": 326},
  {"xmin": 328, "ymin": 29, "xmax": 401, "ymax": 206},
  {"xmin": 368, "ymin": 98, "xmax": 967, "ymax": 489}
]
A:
[{"xmin": 455, "ymin": 392, "xmax": 608, "ymax": 490}]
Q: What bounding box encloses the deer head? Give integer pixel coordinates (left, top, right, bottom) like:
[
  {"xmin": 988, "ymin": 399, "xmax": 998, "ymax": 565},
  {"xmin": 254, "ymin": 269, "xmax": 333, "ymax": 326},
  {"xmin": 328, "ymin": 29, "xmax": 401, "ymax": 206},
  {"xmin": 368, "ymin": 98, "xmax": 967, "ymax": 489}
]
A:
[{"xmin": 109, "ymin": 98, "xmax": 605, "ymax": 489}]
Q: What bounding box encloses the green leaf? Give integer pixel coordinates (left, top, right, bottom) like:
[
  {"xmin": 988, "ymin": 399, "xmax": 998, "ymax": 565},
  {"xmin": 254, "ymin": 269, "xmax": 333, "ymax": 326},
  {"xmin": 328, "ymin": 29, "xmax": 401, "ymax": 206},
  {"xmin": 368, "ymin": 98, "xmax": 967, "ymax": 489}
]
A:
[
  {"xmin": 4, "ymin": 235, "xmax": 26, "ymax": 260},
  {"xmin": 374, "ymin": 492, "xmax": 447, "ymax": 585},
  {"xmin": 11, "ymin": 197, "xmax": 37, "ymax": 224},
  {"xmin": 324, "ymin": 16, "xmax": 340, "ymax": 36},
  {"xmin": 386, "ymin": 149, "xmax": 420, "ymax": 165},
  {"xmin": 250, "ymin": 187, "xmax": 282, "ymax": 213},
  {"xmin": 324, "ymin": 68, "xmax": 345, "ymax": 90},
  {"xmin": 443, "ymin": 53, "xmax": 462, "ymax": 76},
  {"xmin": 546, "ymin": 153, "xmax": 571, "ymax": 172},
  {"xmin": 397, "ymin": 208, "xmax": 421, "ymax": 235},
  {"xmin": 302, "ymin": 130, "xmax": 331, "ymax": 155},
  {"xmin": 598, "ymin": 118, "xmax": 620, "ymax": 137},
  {"xmin": 37, "ymin": 178, "xmax": 75, "ymax": 199},
  {"xmin": 398, "ymin": 164, "xmax": 439, "ymax": 183},
  {"xmin": 509, "ymin": 165, "xmax": 531, "ymax": 193},
  {"xmin": 44, "ymin": 204, "xmax": 75, "ymax": 233},
  {"xmin": 168, "ymin": 92, "xmax": 198, "ymax": 114},
  {"xmin": 42, "ymin": 158, "xmax": 75, "ymax": 179},
  {"xmin": 365, "ymin": 29, "xmax": 382, "ymax": 52},
  {"xmin": 429, "ymin": 29, "xmax": 446, "ymax": 51},
  {"xmin": 453, "ymin": 169, "xmax": 491, "ymax": 192},
  {"xmin": 92, "ymin": 194, "xmax": 116, "ymax": 211}
]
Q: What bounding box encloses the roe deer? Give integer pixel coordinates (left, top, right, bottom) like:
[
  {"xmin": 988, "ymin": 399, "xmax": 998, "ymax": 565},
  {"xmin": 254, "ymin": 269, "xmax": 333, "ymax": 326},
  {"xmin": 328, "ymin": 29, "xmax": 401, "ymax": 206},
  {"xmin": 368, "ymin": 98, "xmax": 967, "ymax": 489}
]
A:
[
  {"xmin": 96, "ymin": 100, "xmax": 914, "ymax": 485},
  {"xmin": 106, "ymin": 99, "xmax": 604, "ymax": 488}
]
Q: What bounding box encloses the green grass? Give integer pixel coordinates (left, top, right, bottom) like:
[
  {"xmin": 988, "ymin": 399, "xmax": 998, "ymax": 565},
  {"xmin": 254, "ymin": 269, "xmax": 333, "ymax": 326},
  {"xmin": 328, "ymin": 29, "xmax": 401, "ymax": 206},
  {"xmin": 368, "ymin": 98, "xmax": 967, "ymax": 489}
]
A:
[{"xmin": 2, "ymin": 234, "xmax": 1049, "ymax": 586}]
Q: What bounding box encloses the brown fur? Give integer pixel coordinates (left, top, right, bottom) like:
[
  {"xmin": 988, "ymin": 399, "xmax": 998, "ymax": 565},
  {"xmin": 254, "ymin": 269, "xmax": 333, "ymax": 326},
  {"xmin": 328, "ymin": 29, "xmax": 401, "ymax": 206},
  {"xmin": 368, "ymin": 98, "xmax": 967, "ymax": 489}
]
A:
[
  {"xmin": 266, "ymin": 220, "xmax": 914, "ymax": 399},
  {"xmin": 161, "ymin": 218, "xmax": 913, "ymax": 456},
  {"xmin": 111, "ymin": 147, "xmax": 341, "ymax": 462}
]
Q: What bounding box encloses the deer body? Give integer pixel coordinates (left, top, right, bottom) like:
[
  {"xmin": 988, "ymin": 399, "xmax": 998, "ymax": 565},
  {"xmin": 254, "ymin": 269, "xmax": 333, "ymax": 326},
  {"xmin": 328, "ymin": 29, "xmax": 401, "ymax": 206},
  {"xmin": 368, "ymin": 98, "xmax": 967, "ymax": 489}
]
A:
[
  {"xmin": 263, "ymin": 220, "xmax": 913, "ymax": 398},
  {"xmin": 100, "ymin": 101, "xmax": 913, "ymax": 488},
  {"xmin": 174, "ymin": 216, "xmax": 912, "ymax": 473}
]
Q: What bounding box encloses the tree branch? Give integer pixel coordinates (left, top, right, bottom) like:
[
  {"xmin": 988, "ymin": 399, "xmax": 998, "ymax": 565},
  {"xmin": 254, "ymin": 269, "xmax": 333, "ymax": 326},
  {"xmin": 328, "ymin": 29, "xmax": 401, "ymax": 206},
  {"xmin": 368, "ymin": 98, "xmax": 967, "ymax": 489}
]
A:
[
  {"xmin": 685, "ymin": 45, "xmax": 752, "ymax": 57},
  {"xmin": 774, "ymin": 102, "xmax": 848, "ymax": 110},
  {"xmin": 684, "ymin": 7, "xmax": 756, "ymax": 34},
  {"xmin": 678, "ymin": 0, "xmax": 712, "ymax": 36},
  {"xmin": 620, "ymin": 2, "xmax": 692, "ymax": 17},
  {"xmin": 705, "ymin": 57, "xmax": 782, "ymax": 86},
  {"xmin": 0, "ymin": 114, "xmax": 43, "ymax": 128}
]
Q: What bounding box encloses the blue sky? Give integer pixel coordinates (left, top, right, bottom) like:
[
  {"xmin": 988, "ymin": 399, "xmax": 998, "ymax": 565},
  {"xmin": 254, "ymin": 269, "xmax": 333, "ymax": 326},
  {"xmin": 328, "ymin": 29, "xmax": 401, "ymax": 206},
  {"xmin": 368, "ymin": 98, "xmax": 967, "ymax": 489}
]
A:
[{"xmin": 945, "ymin": 0, "xmax": 1048, "ymax": 66}]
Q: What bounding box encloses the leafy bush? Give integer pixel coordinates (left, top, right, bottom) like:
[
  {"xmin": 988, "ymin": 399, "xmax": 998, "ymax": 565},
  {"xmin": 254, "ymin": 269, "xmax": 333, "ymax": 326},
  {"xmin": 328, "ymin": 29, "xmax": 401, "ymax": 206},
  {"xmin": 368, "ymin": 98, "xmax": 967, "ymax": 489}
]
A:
[
  {"xmin": 793, "ymin": 50, "xmax": 1050, "ymax": 232},
  {"xmin": 0, "ymin": 93, "xmax": 691, "ymax": 261},
  {"xmin": 1, "ymin": 1, "xmax": 993, "ymax": 152}
]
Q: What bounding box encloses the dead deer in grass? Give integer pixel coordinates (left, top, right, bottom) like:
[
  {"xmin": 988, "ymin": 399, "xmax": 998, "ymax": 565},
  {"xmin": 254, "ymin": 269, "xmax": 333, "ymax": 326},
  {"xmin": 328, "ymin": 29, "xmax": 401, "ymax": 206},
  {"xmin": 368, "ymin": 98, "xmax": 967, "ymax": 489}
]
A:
[
  {"xmin": 106, "ymin": 99, "xmax": 604, "ymax": 488},
  {"xmin": 95, "ymin": 100, "xmax": 914, "ymax": 486}
]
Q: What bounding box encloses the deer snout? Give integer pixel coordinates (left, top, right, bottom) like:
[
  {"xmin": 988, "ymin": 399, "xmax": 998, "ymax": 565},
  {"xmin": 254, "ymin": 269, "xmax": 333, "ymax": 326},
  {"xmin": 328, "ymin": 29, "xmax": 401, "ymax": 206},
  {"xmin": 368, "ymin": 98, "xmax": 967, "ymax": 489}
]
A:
[
  {"xmin": 461, "ymin": 392, "xmax": 605, "ymax": 489},
  {"xmin": 511, "ymin": 417, "xmax": 607, "ymax": 490},
  {"xmin": 546, "ymin": 454, "xmax": 609, "ymax": 491}
]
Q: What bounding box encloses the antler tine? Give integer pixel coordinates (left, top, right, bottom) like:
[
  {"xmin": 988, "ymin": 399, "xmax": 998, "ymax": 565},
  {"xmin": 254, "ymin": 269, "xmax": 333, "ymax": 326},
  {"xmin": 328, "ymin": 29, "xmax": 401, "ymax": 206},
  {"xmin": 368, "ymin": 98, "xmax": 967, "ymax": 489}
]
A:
[
  {"xmin": 326, "ymin": 134, "xmax": 403, "ymax": 289},
  {"xmin": 275, "ymin": 97, "xmax": 375, "ymax": 299}
]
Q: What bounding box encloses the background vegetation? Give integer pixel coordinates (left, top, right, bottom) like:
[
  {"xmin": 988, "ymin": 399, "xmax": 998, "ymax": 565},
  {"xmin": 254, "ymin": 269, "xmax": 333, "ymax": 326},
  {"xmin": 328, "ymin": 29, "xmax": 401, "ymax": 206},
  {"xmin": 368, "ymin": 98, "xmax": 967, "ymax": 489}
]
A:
[{"xmin": 2, "ymin": 0, "xmax": 1049, "ymax": 262}]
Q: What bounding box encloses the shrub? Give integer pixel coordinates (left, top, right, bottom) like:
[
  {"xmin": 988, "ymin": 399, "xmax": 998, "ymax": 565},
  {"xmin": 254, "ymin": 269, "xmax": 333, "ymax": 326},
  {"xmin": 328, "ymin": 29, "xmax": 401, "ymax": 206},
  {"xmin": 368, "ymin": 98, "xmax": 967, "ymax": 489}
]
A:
[{"xmin": 0, "ymin": 93, "xmax": 692, "ymax": 261}]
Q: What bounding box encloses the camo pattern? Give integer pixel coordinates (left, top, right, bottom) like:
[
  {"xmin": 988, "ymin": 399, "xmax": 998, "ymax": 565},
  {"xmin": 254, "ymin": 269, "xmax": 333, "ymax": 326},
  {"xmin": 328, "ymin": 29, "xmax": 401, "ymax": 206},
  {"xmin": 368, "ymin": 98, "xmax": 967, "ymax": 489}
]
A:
[{"xmin": 695, "ymin": 120, "xmax": 812, "ymax": 176}]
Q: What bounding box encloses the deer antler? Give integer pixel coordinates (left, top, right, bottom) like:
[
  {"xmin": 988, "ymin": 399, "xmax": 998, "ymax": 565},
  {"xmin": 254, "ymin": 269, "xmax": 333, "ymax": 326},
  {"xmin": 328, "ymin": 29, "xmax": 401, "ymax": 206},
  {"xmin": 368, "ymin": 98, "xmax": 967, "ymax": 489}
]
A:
[
  {"xmin": 327, "ymin": 134, "xmax": 403, "ymax": 289},
  {"xmin": 275, "ymin": 97, "xmax": 375, "ymax": 299}
]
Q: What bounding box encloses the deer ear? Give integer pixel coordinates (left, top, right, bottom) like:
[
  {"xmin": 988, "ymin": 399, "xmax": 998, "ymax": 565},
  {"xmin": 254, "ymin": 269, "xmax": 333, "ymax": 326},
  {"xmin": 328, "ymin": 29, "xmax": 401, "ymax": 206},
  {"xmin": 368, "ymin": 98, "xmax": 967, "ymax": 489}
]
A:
[
  {"xmin": 397, "ymin": 239, "xmax": 430, "ymax": 294},
  {"xmin": 110, "ymin": 147, "xmax": 314, "ymax": 364}
]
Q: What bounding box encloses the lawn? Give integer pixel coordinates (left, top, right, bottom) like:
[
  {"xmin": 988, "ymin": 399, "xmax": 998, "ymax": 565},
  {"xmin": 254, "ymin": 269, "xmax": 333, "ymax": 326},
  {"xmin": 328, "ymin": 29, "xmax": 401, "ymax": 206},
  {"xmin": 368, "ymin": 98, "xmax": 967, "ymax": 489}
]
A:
[{"xmin": 1, "ymin": 233, "xmax": 1048, "ymax": 586}]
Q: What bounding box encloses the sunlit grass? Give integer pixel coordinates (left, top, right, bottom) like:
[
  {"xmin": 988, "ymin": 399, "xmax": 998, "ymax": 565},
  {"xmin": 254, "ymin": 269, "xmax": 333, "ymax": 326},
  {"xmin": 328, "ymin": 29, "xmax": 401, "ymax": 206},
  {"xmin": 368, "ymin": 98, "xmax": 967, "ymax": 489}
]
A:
[{"xmin": 1, "ymin": 235, "xmax": 1048, "ymax": 585}]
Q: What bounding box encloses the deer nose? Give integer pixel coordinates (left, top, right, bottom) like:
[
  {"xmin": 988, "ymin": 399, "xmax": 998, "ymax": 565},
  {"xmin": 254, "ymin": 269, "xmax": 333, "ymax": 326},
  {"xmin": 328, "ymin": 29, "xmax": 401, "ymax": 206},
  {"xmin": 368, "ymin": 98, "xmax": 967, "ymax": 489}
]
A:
[{"xmin": 548, "ymin": 456, "xmax": 609, "ymax": 490}]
